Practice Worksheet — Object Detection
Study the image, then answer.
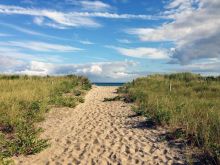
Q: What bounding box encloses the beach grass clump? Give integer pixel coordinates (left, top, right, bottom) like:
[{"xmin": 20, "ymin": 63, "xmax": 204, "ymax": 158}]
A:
[
  {"xmin": 103, "ymin": 96, "xmax": 122, "ymax": 102},
  {"xmin": 0, "ymin": 75, "xmax": 91, "ymax": 162},
  {"xmin": 118, "ymin": 73, "xmax": 220, "ymax": 161}
]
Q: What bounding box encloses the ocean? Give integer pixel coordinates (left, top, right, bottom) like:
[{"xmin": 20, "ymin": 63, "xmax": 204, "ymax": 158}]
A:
[{"xmin": 93, "ymin": 82, "xmax": 124, "ymax": 86}]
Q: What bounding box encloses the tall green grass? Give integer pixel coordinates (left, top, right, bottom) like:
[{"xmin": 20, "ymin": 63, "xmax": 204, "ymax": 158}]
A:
[
  {"xmin": 118, "ymin": 73, "xmax": 220, "ymax": 161},
  {"xmin": 0, "ymin": 75, "xmax": 91, "ymax": 163}
]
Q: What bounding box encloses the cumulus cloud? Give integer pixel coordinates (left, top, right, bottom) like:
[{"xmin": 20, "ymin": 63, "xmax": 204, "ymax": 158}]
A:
[
  {"xmin": 185, "ymin": 61, "xmax": 220, "ymax": 73},
  {"xmin": 0, "ymin": 57, "xmax": 138, "ymax": 82},
  {"xmin": 109, "ymin": 46, "xmax": 169, "ymax": 59},
  {"xmin": 127, "ymin": 0, "xmax": 220, "ymax": 64},
  {"xmin": 0, "ymin": 43, "xmax": 138, "ymax": 81},
  {"xmin": 175, "ymin": 59, "xmax": 220, "ymax": 75},
  {"xmin": 0, "ymin": 41, "xmax": 82, "ymax": 52},
  {"xmin": 0, "ymin": 55, "xmax": 27, "ymax": 72}
]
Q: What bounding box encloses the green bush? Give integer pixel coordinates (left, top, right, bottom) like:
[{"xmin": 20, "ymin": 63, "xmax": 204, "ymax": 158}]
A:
[
  {"xmin": 2, "ymin": 122, "xmax": 49, "ymax": 157},
  {"xmin": 73, "ymin": 90, "xmax": 82, "ymax": 96}
]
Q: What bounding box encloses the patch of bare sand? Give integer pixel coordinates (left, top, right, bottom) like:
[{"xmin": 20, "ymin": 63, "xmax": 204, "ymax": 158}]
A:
[{"xmin": 14, "ymin": 86, "xmax": 185, "ymax": 165}]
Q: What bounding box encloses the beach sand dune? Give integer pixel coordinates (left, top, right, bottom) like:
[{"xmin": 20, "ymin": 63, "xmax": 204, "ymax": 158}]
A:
[{"xmin": 14, "ymin": 86, "xmax": 185, "ymax": 165}]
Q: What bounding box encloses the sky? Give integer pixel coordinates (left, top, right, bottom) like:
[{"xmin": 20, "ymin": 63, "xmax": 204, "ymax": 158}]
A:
[{"xmin": 0, "ymin": 0, "xmax": 220, "ymax": 82}]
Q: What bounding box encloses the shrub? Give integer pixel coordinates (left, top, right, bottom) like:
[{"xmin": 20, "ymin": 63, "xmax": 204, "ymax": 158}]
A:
[
  {"xmin": 2, "ymin": 122, "xmax": 49, "ymax": 157},
  {"xmin": 73, "ymin": 90, "xmax": 82, "ymax": 96}
]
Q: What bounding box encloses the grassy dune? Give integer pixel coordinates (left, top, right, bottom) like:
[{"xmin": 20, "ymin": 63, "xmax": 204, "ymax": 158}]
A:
[
  {"xmin": 118, "ymin": 73, "xmax": 220, "ymax": 162},
  {"xmin": 0, "ymin": 75, "xmax": 91, "ymax": 163}
]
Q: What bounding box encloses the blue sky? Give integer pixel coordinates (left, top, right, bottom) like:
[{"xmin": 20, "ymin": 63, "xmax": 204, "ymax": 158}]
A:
[{"xmin": 0, "ymin": 0, "xmax": 219, "ymax": 82}]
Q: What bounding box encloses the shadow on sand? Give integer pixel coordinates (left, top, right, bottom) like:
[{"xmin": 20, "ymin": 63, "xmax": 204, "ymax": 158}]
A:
[{"xmin": 126, "ymin": 114, "xmax": 218, "ymax": 165}]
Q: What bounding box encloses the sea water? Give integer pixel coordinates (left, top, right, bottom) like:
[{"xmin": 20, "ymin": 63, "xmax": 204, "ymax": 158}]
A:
[{"xmin": 93, "ymin": 83, "xmax": 124, "ymax": 86}]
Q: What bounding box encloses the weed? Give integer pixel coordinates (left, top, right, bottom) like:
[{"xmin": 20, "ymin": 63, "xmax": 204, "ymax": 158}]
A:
[{"xmin": 103, "ymin": 96, "xmax": 122, "ymax": 102}]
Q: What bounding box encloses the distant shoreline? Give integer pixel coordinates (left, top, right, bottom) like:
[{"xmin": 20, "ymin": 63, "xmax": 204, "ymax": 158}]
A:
[{"xmin": 92, "ymin": 82, "xmax": 124, "ymax": 86}]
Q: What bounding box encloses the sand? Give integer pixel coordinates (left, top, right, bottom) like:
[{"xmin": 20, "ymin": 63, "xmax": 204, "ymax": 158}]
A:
[{"xmin": 14, "ymin": 86, "xmax": 185, "ymax": 165}]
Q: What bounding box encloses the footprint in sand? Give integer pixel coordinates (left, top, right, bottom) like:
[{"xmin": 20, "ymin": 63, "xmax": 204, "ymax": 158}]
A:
[{"xmin": 13, "ymin": 87, "xmax": 186, "ymax": 165}]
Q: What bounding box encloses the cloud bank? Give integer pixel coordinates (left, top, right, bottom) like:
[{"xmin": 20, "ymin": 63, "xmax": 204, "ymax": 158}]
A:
[{"xmin": 0, "ymin": 55, "xmax": 138, "ymax": 82}]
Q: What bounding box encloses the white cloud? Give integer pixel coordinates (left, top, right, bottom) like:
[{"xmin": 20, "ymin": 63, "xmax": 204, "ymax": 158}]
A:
[
  {"xmin": 79, "ymin": 40, "xmax": 94, "ymax": 45},
  {"xmin": 0, "ymin": 41, "xmax": 82, "ymax": 52},
  {"xmin": 33, "ymin": 17, "xmax": 44, "ymax": 25},
  {"xmin": 79, "ymin": 1, "xmax": 111, "ymax": 11},
  {"xmin": 175, "ymin": 58, "xmax": 220, "ymax": 75},
  {"xmin": 0, "ymin": 55, "xmax": 26, "ymax": 71},
  {"xmin": 0, "ymin": 46, "xmax": 35, "ymax": 59},
  {"xmin": 80, "ymin": 12, "xmax": 156, "ymax": 19},
  {"xmin": 90, "ymin": 65, "xmax": 102, "ymax": 74},
  {"xmin": 0, "ymin": 33, "xmax": 11, "ymax": 37},
  {"xmin": 117, "ymin": 39, "xmax": 132, "ymax": 44},
  {"xmin": 127, "ymin": 0, "xmax": 220, "ymax": 64},
  {"xmin": 0, "ymin": 5, "xmax": 100, "ymax": 28},
  {"xmin": 21, "ymin": 0, "xmax": 35, "ymax": 5},
  {"xmin": 113, "ymin": 0, "xmax": 129, "ymax": 3},
  {"xmin": 0, "ymin": 22, "xmax": 47, "ymax": 36},
  {"xmin": 186, "ymin": 61, "xmax": 220, "ymax": 73},
  {"xmin": 0, "ymin": 57, "xmax": 138, "ymax": 82},
  {"xmin": 0, "ymin": 46, "xmax": 65, "ymax": 63},
  {"xmin": 0, "ymin": 4, "xmax": 158, "ymax": 29},
  {"xmin": 0, "ymin": 22, "xmax": 68, "ymax": 40},
  {"xmin": 34, "ymin": 17, "xmax": 68, "ymax": 29},
  {"xmin": 109, "ymin": 46, "xmax": 169, "ymax": 59},
  {"xmin": 0, "ymin": 43, "xmax": 138, "ymax": 81},
  {"xmin": 165, "ymin": 0, "xmax": 192, "ymax": 10}
]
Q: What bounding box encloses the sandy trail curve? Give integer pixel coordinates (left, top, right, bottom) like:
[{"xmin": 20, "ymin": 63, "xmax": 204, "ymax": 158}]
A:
[{"xmin": 14, "ymin": 86, "xmax": 185, "ymax": 165}]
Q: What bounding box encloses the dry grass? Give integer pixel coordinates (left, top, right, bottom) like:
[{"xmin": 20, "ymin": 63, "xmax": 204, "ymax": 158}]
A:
[
  {"xmin": 118, "ymin": 73, "xmax": 220, "ymax": 163},
  {"xmin": 0, "ymin": 75, "xmax": 91, "ymax": 163}
]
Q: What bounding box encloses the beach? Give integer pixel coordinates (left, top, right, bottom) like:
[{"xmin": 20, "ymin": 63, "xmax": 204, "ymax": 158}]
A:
[{"xmin": 14, "ymin": 86, "xmax": 185, "ymax": 165}]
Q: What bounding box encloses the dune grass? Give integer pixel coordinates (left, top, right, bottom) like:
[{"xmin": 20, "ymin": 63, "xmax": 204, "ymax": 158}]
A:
[
  {"xmin": 118, "ymin": 73, "xmax": 220, "ymax": 162},
  {"xmin": 0, "ymin": 75, "xmax": 91, "ymax": 163}
]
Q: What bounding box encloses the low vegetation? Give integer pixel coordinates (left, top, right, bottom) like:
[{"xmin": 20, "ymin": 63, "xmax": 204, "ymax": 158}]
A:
[
  {"xmin": 118, "ymin": 73, "xmax": 220, "ymax": 163},
  {"xmin": 0, "ymin": 75, "xmax": 91, "ymax": 164},
  {"xmin": 103, "ymin": 96, "xmax": 122, "ymax": 102}
]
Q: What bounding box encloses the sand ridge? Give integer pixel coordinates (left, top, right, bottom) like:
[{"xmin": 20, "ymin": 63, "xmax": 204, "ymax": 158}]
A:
[{"xmin": 14, "ymin": 86, "xmax": 185, "ymax": 165}]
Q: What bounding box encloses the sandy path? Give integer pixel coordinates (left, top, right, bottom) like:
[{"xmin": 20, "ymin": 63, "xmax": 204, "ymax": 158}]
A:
[{"xmin": 14, "ymin": 86, "xmax": 185, "ymax": 165}]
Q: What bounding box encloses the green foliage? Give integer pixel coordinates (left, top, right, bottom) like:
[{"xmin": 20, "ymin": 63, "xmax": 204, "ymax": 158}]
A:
[
  {"xmin": 1, "ymin": 122, "xmax": 49, "ymax": 157},
  {"xmin": 76, "ymin": 97, "xmax": 84, "ymax": 103},
  {"xmin": 103, "ymin": 96, "xmax": 122, "ymax": 102},
  {"xmin": 73, "ymin": 90, "xmax": 82, "ymax": 96},
  {"xmin": 50, "ymin": 96, "xmax": 77, "ymax": 108},
  {"xmin": 119, "ymin": 73, "xmax": 220, "ymax": 159},
  {"xmin": 165, "ymin": 72, "xmax": 201, "ymax": 82},
  {"xmin": 210, "ymin": 143, "xmax": 220, "ymax": 159},
  {"xmin": 131, "ymin": 106, "xmax": 145, "ymax": 116},
  {"xmin": 0, "ymin": 75, "xmax": 91, "ymax": 163}
]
